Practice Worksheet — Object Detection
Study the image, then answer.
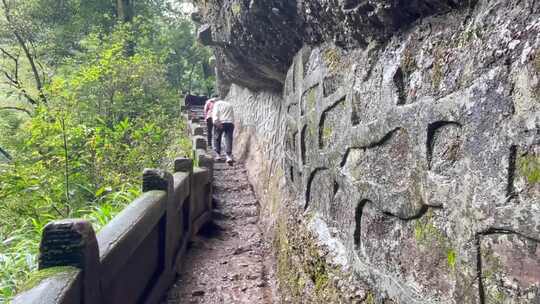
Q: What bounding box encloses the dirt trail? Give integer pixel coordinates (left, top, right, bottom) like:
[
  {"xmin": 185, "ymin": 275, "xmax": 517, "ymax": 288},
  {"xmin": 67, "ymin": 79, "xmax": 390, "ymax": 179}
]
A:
[{"xmin": 162, "ymin": 161, "xmax": 276, "ymax": 304}]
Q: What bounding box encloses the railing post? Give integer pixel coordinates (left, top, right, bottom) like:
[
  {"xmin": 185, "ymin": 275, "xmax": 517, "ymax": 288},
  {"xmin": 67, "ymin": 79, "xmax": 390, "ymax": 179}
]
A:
[
  {"xmin": 175, "ymin": 157, "xmax": 194, "ymax": 174},
  {"xmin": 193, "ymin": 125, "xmax": 205, "ymax": 136},
  {"xmin": 142, "ymin": 168, "xmax": 176, "ymax": 298},
  {"xmin": 39, "ymin": 219, "xmax": 101, "ymax": 303},
  {"xmin": 174, "ymin": 157, "xmax": 194, "ymax": 259},
  {"xmin": 193, "ymin": 135, "xmax": 207, "ymax": 150}
]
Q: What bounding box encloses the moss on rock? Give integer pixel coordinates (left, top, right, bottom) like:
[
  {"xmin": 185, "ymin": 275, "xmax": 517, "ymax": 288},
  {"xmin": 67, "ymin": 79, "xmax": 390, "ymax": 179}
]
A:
[
  {"xmin": 19, "ymin": 266, "xmax": 78, "ymax": 293},
  {"xmin": 323, "ymin": 48, "xmax": 342, "ymax": 74},
  {"xmin": 413, "ymin": 210, "xmax": 457, "ymax": 271},
  {"xmin": 274, "ymin": 207, "xmax": 371, "ymax": 303},
  {"xmin": 518, "ymin": 153, "xmax": 540, "ymax": 184}
]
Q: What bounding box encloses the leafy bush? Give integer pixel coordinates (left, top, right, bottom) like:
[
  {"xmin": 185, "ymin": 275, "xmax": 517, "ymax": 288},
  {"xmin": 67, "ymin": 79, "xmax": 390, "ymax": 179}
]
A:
[{"xmin": 0, "ymin": 15, "xmax": 203, "ymax": 302}]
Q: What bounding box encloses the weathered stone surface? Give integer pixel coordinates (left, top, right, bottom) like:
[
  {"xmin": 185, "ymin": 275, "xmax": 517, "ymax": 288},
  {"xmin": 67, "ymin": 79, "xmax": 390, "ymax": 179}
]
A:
[
  {"xmin": 193, "ymin": 136, "xmax": 207, "ymax": 150},
  {"xmin": 193, "ymin": 126, "xmax": 205, "ymax": 136},
  {"xmin": 39, "ymin": 219, "xmax": 101, "ymax": 303},
  {"xmin": 174, "ymin": 157, "xmax": 194, "ymax": 173},
  {"xmin": 198, "ymin": 0, "xmax": 476, "ymax": 94},
  {"xmin": 199, "ymin": 0, "xmax": 540, "ymax": 303},
  {"xmin": 142, "ymin": 168, "xmax": 172, "ymax": 192},
  {"xmin": 12, "ymin": 268, "xmax": 82, "ymax": 304}
]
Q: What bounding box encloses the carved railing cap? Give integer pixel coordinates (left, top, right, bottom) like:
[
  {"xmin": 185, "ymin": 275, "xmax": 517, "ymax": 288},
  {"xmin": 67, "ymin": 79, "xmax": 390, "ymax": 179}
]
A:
[
  {"xmin": 174, "ymin": 158, "xmax": 194, "ymax": 173},
  {"xmin": 142, "ymin": 168, "xmax": 173, "ymax": 192}
]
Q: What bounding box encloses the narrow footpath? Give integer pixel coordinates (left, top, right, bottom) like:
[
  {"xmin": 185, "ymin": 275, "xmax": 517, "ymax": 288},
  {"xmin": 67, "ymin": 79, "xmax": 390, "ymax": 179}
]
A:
[{"xmin": 162, "ymin": 161, "xmax": 276, "ymax": 304}]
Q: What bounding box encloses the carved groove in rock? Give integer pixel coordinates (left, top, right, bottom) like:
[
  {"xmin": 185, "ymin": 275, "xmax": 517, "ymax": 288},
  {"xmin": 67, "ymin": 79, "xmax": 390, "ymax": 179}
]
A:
[
  {"xmin": 341, "ymin": 127, "xmax": 405, "ymax": 169},
  {"xmin": 302, "ymin": 85, "xmax": 319, "ymax": 116},
  {"xmin": 333, "ymin": 180, "xmax": 339, "ymax": 197},
  {"xmin": 305, "ymin": 167, "xmax": 329, "ymax": 210},
  {"xmin": 350, "ymin": 99, "xmax": 360, "ymax": 126},
  {"xmin": 287, "ymin": 103, "xmax": 298, "ymax": 115},
  {"xmin": 301, "ymin": 125, "xmax": 308, "ymax": 165},
  {"xmin": 318, "ymin": 97, "xmax": 346, "ymax": 149},
  {"xmin": 507, "ymin": 145, "xmax": 517, "ymax": 200},
  {"xmin": 323, "ymin": 74, "xmax": 343, "ymax": 97},
  {"xmin": 426, "ymin": 121, "xmax": 462, "ymax": 172},
  {"xmin": 393, "ymin": 67, "xmax": 407, "ymax": 105},
  {"xmin": 354, "ymin": 199, "xmax": 369, "ymax": 249}
]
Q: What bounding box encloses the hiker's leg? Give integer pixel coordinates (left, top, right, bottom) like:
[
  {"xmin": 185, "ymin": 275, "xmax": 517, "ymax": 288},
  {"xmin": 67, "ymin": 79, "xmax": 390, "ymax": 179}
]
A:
[
  {"xmin": 214, "ymin": 126, "xmax": 223, "ymax": 155},
  {"xmin": 206, "ymin": 118, "xmax": 213, "ymax": 147},
  {"xmin": 225, "ymin": 123, "xmax": 234, "ymax": 157}
]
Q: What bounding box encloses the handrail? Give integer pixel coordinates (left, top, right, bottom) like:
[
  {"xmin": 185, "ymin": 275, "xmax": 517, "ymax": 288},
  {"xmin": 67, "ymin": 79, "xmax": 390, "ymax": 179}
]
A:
[{"xmin": 12, "ymin": 109, "xmax": 214, "ymax": 304}]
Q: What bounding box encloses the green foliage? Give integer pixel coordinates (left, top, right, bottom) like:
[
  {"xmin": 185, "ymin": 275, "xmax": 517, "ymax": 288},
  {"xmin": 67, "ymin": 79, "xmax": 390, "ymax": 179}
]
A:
[
  {"xmin": 518, "ymin": 153, "xmax": 540, "ymax": 184},
  {"xmin": 0, "ymin": 3, "xmax": 212, "ymax": 302}
]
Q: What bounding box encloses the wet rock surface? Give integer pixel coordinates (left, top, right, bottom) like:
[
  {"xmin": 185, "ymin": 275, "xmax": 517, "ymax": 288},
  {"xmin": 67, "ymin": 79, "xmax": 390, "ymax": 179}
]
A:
[{"xmin": 162, "ymin": 162, "xmax": 276, "ymax": 304}]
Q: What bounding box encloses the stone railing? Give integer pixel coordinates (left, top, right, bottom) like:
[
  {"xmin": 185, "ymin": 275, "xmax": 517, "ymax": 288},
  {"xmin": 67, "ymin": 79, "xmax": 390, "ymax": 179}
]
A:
[{"xmin": 13, "ymin": 111, "xmax": 214, "ymax": 304}]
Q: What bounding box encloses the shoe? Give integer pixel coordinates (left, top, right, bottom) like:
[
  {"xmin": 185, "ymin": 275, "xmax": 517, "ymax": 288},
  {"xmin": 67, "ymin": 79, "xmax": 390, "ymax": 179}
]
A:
[
  {"xmin": 215, "ymin": 154, "xmax": 225, "ymax": 161},
  {"xmin": 226, "ymin": 156, "xmax": 234, "ymax": 165}
]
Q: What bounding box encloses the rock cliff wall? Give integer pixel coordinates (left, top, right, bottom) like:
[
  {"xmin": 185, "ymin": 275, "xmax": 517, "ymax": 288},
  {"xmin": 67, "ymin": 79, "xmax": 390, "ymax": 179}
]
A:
[{"xmin": 196, "ymin": 0, "xmax": 540, "ymax": 303}]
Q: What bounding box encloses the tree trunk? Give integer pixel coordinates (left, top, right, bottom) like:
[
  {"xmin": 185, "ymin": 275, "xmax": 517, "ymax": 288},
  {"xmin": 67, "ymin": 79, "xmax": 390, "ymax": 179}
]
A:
[
  {"xmin": 116, "ymin": 0, "xmax": 135, "ymax": 55},
  {"xmin": 187, "ymin": 63, "xmax": 196, "ymax": 94},
  {"xmin": 116, "ymin": 0, "xmax": 134, "ymax": 23},
  {"xmin": 60, "ymin": 116, "xmax": 71, "ymax": 214}
]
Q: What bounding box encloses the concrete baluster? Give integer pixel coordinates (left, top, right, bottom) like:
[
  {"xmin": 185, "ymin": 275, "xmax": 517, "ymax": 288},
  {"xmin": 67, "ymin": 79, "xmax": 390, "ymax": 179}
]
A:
[
  {"xmin": 174, "ymin": 157, "xmax": 194, "ymax": 259},
  {"xmin": 142, "ymin": 168, "xmax": 176, "ymax": 301},
  {"xmin": 175, "ymin": 157, "xmax": 194, "ymax": 174},
  {"xmin": 40, "ymin": 219, "xmax": 101, "ymax": 304},
  {"xmin": 193, "ymin": 135, "xmax": 207, "ymax": 150},
  {"xmin": 193, "ymin": 126, "xmax": 205, "ymax": 136}
]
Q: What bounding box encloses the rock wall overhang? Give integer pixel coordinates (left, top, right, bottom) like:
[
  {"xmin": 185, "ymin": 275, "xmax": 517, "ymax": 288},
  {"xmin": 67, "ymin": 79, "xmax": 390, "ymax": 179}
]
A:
[{"xmin": 196, "ymin": 0, "xmax": 475, "ymax": 93}]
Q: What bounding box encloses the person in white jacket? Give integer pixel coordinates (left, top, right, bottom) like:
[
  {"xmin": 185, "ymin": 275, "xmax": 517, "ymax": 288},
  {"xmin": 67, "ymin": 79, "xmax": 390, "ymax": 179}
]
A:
[{"xmin": 212, "ymin": 99, "xmax": 235, "ymax": 164}]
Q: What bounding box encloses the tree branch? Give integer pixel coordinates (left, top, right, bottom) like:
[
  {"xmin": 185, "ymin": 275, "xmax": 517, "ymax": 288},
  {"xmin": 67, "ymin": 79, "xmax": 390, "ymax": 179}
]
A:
[
  {"xmin": 1, "ymin": 0, "xmax": 48, "ymax": 104},
  {"xmin": 0, "ymin": 47, "xmax": 39, "ymax": 105},
  {"xmin": 0, "ymin": 146, "xmax": 12, "ymax": 160},
  {"xmin": 0, "ymin": 106, "xmax": 32, "ymax": 115}
]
